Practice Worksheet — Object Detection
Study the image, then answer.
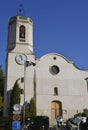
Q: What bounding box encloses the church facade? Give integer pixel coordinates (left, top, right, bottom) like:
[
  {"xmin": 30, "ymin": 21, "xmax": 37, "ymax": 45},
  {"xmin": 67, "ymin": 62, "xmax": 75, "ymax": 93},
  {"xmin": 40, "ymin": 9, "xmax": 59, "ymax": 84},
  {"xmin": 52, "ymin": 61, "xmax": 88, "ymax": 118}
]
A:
[{"xmin": 4, "ymin": 15, "xmax": 88, "ymax": 125}]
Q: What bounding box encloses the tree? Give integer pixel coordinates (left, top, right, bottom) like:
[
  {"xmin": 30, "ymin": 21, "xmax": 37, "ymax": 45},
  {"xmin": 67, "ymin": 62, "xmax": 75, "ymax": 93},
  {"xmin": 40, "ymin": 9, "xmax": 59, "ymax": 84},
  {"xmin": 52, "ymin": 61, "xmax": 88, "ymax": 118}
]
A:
[
  {"xmin": 0, "ymin": 66, "xmax": 4, "ymax": 116},
  {"xmin": 0, "ymin": 66, "xmax": 4, "ymax": 96},
  {"xmin": 9, "ymin": 79, "xmax": 21, "ymax": 115},
  {"xmin": 0, "ymin": 96, "xmax": 3, "ymax": 115},
  {"xmin": 29, "ymin": 97, "xmax": 36, "ymax": 116}
]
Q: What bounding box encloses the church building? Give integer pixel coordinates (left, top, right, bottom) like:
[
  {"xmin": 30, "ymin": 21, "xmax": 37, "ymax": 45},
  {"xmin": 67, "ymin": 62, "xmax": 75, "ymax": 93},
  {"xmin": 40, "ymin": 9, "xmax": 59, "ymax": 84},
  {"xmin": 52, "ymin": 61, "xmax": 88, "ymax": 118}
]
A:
[{"xmin": 4, "ymin": 14, "xmax": 88, "ymax": 125}]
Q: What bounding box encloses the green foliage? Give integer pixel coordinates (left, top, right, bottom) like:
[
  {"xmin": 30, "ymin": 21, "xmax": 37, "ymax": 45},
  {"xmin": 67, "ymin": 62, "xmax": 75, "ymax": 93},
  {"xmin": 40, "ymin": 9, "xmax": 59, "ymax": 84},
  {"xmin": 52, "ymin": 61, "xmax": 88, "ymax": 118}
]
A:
[
  {"xmin": 0, "ymin": 117, "xmax": 12, "ymax": 130},
  {"xmin": 9, "ymin": 79, "xmax": 21, "ymax": 115},
  {"xmin": 25, "ymin": 116, "xmax": 49, "ymax": 130},
  {"xmin": 0, "ymin": 96, "xmax": 3, "ymax": 111},
  {"xmin": 0, "ymin": 66, "xmax": 4, "ymax": 116},
  {"xmin": 81, "ymin": 112, "xmax": 87, "ymax": 117},
  {"xmin": 29, "ymin": 98, "xmax": 36, "ymax": 116},
  {"xmin": 0, "ymin": 66, "xmax": 4, "ymax": 96}
]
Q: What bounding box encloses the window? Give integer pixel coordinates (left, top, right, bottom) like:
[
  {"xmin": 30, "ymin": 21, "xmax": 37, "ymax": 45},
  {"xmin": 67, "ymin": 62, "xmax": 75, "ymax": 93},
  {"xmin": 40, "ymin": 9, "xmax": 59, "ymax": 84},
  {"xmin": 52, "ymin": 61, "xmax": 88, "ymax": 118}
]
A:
[
  {"xmin": 54, "ymin": 87, "xmax": 58, "ymax": 95},
  {"xmin": 19, "ymin": 25, "xmax": 25, "ymax": 38},
  {"xmin": 85, "ymin": 77, "xmax": 88, "ymax": 92},
  {"xmin": 50, "ymin": 65, "xmax": 60, "ymax": 75},
  {"xmin": 53, "ymin": 57, "xmax": 56, "ymax": 60}
]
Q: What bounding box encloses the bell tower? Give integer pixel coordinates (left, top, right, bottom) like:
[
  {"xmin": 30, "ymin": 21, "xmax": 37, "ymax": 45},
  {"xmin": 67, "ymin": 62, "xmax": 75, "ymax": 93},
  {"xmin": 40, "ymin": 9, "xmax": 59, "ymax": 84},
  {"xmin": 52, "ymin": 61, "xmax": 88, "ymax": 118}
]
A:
[
  {"xmin": 4, "ymin": 15, "xmax": 35, "ymax": 116},
  {"xmin": 7, "ymin": 16, "xmax": 33, "ymax": 53}
]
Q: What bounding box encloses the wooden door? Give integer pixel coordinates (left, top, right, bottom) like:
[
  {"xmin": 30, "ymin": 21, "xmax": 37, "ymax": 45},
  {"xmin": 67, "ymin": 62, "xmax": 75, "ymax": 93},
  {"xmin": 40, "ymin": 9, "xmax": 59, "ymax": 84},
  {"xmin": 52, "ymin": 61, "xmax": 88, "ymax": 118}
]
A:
[{"xmin": 51, "ymin": 101, "xmax": 62, "ymax": 119}]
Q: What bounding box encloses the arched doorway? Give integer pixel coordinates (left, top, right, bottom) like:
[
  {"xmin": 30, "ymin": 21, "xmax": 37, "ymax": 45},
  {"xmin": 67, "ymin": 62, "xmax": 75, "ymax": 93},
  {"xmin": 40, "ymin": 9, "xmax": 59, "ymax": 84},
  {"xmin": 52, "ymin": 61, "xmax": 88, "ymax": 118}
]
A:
[{"xmin": 51, "ymin": 100, "xmax": 62, "ymax": 119}]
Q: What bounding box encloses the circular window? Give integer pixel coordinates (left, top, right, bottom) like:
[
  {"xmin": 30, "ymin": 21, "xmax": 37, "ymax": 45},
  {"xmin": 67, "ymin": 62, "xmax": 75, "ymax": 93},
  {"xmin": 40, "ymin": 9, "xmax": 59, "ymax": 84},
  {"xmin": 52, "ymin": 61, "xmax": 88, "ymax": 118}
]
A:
[
  {"xmin": 50, "ymin": 65, "xmax": 60, "ymax": 75},
  {"xmin": 53, "ymin": 57, "xmax": 56, "ymax": 60}
]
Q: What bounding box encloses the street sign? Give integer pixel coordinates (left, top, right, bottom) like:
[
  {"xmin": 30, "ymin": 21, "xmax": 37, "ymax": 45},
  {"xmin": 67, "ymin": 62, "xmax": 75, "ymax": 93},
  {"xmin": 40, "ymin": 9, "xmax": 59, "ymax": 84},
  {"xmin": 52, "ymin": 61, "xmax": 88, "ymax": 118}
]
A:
[
  {"xmin": 13, "ymin": 114, "xmax": 20, "ymax": 121},
  {"xmin": 12, "ymin": 121, "xmax": 20, "ymax": 130},
  {"xmin": 13, "ymin": 110, "xmax": 21, "ymax": 114},
  {"xmin": 13, "ymin": 104, "xmax": 21, "ymax": 111}
]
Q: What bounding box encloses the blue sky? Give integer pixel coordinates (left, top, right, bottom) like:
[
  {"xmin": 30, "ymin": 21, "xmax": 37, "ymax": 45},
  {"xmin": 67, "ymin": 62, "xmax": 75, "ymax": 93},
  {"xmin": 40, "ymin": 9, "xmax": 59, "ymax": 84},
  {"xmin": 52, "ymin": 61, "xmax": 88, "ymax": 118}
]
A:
[{"xmin": 0, "ymin": 0, "xmax": 88, "ymax": 70}]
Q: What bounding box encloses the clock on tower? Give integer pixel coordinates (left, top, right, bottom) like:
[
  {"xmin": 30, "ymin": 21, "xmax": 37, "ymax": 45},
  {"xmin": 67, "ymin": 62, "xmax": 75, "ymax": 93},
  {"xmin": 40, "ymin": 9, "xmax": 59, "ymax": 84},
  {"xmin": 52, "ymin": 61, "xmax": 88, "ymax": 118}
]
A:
[{"xmin": 4, "ymin": 15, "xmax": 35, "ymax": 116}]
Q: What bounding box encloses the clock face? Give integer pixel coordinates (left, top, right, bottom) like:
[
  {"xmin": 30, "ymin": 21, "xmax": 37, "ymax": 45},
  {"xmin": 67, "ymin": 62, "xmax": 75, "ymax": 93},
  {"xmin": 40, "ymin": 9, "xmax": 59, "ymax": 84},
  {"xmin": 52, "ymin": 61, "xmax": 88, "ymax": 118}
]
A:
[{"xmin": 15, "ymin": 54, "xmax": 27, "ymax": 65}]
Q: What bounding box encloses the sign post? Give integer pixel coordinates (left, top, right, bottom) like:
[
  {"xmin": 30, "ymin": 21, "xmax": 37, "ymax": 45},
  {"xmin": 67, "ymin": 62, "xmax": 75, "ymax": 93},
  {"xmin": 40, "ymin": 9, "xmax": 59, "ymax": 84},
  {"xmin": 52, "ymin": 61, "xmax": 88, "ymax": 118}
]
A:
[
  {"xmin": 12, "ymin": 104, "xmax": 21, "ymax": 130},
  {"xmin": 12, "ymin": 121, "xmax": 21, "ymax": 130}
]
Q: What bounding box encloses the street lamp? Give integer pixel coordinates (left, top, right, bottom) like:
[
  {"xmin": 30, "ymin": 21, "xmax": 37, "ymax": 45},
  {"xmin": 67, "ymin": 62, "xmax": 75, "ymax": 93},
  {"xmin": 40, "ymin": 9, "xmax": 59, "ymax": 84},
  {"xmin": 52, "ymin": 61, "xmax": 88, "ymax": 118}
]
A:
[{"xmin": 23, "ymin": 60, "xmax": 36, "ymax": 129}]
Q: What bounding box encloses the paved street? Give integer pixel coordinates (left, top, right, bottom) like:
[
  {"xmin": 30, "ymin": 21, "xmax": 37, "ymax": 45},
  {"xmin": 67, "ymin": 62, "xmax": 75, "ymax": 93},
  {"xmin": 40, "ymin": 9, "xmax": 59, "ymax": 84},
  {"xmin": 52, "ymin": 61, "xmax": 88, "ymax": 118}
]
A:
[
  {"xmin": 48, "ymin": 126, "xmax": 77, "ymax": 130},
  {"xmin": 48, "ymin": 126, "xmax": 62, "ymax": 130}
]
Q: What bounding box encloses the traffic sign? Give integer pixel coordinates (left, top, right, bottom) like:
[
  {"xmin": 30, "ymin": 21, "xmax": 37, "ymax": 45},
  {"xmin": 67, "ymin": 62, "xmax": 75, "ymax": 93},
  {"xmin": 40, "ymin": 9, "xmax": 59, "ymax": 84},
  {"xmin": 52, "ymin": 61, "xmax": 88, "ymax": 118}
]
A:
[
  {"xmin": 13, "ymin": 114, "xmax": 20, "ymax": 121},
  {"xmin": 13, "ymin": 104, "xmax": 21, "ymax": 111},
  {"xmin": 12, "ymin": 121, "xmax": 20, "ymax": 130},
  {"xmin": 13, "ymin": 110, "xmax": 21, "ymax": 114}
]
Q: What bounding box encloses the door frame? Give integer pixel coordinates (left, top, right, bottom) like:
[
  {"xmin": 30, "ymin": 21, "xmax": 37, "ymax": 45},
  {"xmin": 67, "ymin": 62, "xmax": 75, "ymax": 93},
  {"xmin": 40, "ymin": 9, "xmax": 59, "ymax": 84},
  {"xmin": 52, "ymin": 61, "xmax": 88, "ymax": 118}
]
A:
[{"xmin": 51, "ymin": 100, "xmax": 62, "ymax": 119}]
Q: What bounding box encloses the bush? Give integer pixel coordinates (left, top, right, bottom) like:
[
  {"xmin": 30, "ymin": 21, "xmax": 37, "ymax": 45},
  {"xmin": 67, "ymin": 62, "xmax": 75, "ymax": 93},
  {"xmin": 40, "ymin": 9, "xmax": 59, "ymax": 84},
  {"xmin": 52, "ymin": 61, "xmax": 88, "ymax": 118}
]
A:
[
  {"xmin": 26, "ymin": 116, "xmax": 49, "ymax": 130},
  {"xmin": 0, "ymin": 117, "xmax": 12, "ymax": 130},
  {"xmin": 81, "ymin": 112, "xmax": 87, "ymax": 117}
]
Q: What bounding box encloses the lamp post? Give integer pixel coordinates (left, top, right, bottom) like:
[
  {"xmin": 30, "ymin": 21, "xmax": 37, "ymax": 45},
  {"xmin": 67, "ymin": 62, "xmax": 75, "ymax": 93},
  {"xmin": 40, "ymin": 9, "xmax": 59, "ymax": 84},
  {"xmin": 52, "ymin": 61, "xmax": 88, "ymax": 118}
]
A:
[{"xmin": 23, "ymin": 60, "xmax": 36, "ymax": 129}]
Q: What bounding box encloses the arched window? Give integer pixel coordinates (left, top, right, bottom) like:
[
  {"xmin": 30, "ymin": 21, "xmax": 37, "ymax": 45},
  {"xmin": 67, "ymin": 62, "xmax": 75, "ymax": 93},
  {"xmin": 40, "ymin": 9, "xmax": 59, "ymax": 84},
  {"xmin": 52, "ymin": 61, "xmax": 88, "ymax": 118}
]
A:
[{"xmin": 19, "ymin": 25, "xmax": 25, "ymax": 38}]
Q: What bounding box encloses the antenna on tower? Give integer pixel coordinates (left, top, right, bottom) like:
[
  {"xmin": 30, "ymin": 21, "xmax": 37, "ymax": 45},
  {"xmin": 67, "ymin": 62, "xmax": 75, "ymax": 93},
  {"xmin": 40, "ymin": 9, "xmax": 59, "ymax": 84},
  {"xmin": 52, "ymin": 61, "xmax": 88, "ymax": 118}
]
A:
[{"xmin": 17, "ymin": 4, "xmax": 25, "ymax": 16}]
